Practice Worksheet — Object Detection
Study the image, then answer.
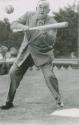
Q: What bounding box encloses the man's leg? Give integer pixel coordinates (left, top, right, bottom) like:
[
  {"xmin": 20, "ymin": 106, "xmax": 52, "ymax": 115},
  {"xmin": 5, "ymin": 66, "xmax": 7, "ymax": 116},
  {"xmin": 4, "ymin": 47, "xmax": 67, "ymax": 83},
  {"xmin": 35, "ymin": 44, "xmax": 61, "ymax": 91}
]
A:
[
  {"xmin": 0, "ymin": 54, "xmax": 34, "ymax": 109},
  {"xmin": 40, "ymin": 62, "xmax": 63, "ymax": 107}
]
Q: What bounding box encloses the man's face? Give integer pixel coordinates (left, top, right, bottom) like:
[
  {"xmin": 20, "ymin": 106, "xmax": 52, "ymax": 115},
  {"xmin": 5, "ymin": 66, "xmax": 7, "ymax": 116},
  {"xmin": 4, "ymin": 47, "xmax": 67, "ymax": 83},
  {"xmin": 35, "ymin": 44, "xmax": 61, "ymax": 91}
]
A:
[{"xmin": 36, "ymin": 3, "xmax": 50, "ymax": 19}]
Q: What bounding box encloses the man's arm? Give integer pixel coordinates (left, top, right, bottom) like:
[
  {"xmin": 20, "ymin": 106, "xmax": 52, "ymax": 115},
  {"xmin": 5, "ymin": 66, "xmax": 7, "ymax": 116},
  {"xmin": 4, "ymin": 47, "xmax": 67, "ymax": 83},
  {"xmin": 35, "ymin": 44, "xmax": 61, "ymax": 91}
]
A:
[{"xmin": 10, "ymin": 12, "xmax": 29, "ymax": 31}]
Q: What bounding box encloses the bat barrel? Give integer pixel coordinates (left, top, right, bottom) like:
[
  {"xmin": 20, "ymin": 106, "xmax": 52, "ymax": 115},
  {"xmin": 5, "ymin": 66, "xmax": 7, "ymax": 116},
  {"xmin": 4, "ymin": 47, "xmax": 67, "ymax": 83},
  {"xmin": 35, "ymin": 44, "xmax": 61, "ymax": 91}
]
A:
[
  {"xmin": 29, "ymin": 22, "xmax": 68, "ymax": 31},
  {"xmin": 52, "ymin": 22, "xmax": 68, "ymax": 28}
]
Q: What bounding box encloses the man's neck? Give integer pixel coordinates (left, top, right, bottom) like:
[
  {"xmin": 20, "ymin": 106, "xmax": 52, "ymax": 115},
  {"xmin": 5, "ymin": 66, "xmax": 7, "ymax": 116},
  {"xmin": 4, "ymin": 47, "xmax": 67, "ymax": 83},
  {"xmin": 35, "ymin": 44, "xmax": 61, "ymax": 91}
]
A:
[{"xmin": 36, "ymin": 14, "xmax": 48, "ymax": 20}]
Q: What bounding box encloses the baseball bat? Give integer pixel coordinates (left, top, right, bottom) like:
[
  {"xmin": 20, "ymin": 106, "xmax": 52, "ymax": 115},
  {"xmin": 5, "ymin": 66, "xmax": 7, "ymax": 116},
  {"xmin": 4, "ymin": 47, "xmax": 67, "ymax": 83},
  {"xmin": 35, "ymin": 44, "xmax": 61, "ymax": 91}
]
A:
[{"xmin": 13, "ymin": 22, "xmax": 68, "ymax": 32}]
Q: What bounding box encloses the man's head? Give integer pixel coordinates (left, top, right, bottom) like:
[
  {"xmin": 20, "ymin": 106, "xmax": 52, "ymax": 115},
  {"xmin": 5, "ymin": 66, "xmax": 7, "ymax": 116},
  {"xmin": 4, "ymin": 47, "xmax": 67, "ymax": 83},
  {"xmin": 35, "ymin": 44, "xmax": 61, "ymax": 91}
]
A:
[{"xmin": 36, "ymin": 0, "xmax": 50, "ymax": 19}]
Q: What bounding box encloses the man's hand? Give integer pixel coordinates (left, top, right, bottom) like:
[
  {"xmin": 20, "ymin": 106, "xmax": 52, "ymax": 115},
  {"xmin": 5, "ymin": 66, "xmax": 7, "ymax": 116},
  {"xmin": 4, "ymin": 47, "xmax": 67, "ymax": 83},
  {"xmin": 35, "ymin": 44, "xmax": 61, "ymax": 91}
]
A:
[
  {"xmin": 11, "ymin": 22, "xmax": 29, "ymax": 32},
  {"xmin": 22, "ymin": 25, "xmax": 29, "ymax": 31}
]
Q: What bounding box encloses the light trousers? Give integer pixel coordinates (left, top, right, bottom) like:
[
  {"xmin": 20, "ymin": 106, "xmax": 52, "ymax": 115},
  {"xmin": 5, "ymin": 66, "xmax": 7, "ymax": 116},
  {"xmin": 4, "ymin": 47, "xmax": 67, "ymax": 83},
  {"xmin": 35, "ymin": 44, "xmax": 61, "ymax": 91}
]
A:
[{"xmin": 6, "ymin": 54, "xmax": 61, "ymax": 103}]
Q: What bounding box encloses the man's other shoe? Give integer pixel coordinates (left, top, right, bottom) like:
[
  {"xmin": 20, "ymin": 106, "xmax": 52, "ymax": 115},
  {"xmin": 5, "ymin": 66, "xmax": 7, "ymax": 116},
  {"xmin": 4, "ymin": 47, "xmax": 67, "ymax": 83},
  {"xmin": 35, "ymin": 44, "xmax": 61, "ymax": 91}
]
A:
[
  {"xmin": 56, "ymin": 101, "xmax": 64, "ymax": 108},
  {"xmin": 0, "ymin": 102, "xmax": 14, "ymax": 110}
]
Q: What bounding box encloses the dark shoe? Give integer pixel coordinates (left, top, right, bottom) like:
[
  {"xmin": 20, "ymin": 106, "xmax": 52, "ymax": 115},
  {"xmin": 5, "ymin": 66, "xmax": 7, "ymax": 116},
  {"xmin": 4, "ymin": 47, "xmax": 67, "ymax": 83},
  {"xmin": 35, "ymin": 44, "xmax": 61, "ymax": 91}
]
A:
[
  {"xmin": 0, "ymin": 102, "xmax": 14, "ymax": 110},
  {"xmin": 55, "ymin": 97, "xmax": 64, "ymax": 108},
  {"xmin": 56, "ymin": 101, "xmax": 64, "ymax": 108}
]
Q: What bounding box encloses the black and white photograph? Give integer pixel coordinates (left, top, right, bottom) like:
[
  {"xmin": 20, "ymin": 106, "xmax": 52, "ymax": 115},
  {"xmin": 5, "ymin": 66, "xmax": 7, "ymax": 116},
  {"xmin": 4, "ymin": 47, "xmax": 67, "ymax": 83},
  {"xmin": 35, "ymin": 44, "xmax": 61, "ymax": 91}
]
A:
[{"xmin": 0, "ymin": 0, "xmax": 79, "ymax": 125}]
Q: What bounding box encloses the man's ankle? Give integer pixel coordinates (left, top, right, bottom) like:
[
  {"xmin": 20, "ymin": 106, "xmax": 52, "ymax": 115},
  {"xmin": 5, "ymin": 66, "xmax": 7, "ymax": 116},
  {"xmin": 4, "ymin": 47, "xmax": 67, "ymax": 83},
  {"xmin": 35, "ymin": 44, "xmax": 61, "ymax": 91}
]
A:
[{"xmin": 0, "ymin": 102, "xmax": 14, "ymax": 110}]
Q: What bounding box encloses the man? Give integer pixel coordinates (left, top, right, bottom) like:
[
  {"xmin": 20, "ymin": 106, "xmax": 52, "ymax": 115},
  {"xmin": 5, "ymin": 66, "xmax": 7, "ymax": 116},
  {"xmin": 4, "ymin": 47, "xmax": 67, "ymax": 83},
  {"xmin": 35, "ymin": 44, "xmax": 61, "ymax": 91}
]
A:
[{"xmin": 0, "ymin": 0, "xmax": 63, "ymax": 110}]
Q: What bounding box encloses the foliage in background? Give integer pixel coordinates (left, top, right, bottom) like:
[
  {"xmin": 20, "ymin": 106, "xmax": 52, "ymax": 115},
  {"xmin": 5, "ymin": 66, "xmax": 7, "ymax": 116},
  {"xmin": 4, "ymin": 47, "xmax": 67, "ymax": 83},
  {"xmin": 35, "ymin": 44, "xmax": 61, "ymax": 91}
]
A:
[
  {"xmin": 0, "ymin": 18, "xmax": 24, "ymax": 50},
  {"xmin": 54, "ymin": 5, "xmax": 78, "ymax": 57}
]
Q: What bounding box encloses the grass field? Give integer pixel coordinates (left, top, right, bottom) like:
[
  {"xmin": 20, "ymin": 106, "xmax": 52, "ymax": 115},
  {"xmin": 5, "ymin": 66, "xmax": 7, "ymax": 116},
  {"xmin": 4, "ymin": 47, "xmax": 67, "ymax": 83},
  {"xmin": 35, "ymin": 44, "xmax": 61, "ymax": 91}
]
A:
[{"xmin": 0, "ymin": 66, "xmax": 79, "ymax": 125}]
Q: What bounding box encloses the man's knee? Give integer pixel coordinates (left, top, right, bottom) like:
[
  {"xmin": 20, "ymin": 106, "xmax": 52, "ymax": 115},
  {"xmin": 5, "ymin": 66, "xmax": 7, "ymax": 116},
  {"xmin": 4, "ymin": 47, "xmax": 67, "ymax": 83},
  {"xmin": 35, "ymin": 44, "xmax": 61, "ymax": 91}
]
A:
[
  {"xmin": 42, "ymin": 67, "xmax": 56, "ymax": 79},
  {"xmin": 9, "ymin": 63, "xmax": 18, "ymax": 77}
]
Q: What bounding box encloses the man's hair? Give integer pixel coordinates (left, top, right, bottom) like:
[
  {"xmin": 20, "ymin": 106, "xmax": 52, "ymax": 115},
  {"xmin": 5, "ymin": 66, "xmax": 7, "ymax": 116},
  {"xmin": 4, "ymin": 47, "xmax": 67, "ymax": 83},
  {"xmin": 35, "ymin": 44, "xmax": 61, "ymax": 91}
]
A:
[{"xmin": 37, "ymin": 0, "xmax": 49, "ymax": 8}]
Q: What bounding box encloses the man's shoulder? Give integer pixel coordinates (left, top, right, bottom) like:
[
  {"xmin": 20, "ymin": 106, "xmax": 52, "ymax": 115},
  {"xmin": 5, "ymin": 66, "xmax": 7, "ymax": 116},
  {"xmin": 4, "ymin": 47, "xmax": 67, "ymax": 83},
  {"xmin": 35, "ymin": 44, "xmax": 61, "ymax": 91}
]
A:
[
  {"xmin": 26, "ymin": 11, "xmax": 36, "ymax": 17},
  {"xmin": 47, "ymin": 15, "xmax": 57, "ymax": 23}
]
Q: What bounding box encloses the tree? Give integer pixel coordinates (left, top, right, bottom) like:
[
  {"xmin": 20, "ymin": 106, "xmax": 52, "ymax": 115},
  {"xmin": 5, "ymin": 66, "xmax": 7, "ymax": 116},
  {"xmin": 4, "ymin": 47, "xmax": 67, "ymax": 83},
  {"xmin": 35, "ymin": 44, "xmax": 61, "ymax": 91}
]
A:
[
  {"xmin": 54, "ymin": 5, "xmax": 78, "ymax": 57},
  {"xmin": 0, "ymin": 18, "xmax": 23, "ymax": 50}
]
